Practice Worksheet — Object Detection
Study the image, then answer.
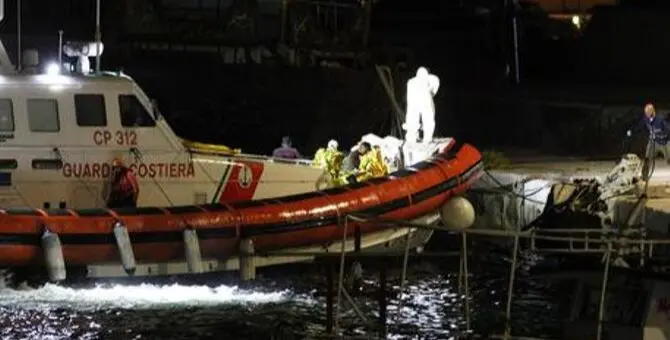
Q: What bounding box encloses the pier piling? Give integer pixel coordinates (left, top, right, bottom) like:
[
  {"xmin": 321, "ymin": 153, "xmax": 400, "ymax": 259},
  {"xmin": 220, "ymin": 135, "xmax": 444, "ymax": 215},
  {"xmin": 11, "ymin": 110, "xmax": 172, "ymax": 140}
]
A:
[
  {"xmin": 326, "ymin": 261, "xmax": 335, "ymax": 334},
  {"xmin": 378, "ymin": 264, "xmax": 388, "ymax": 336}
]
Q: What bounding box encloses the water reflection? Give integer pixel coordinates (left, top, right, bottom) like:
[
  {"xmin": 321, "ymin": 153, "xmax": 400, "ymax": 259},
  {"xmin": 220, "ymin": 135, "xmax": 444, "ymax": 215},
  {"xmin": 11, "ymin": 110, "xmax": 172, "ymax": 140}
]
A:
[
  {"xmin": 0, "ymin": 250, "xmax": 562, "ymax": 339},
  {"xmin": 0, "ymin": 283, "xmax": 291, "ymax": 309},
  {"xmin": 0, "ymin": 284, "xmax": 299, "ymax": 339}
]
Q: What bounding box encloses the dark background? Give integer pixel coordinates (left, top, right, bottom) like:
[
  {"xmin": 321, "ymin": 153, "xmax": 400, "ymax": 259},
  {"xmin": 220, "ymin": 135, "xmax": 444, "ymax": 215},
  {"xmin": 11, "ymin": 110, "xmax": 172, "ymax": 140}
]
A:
[{"xmin": 2, "ymin": 0, "xmax": 667, "ymax": 157}]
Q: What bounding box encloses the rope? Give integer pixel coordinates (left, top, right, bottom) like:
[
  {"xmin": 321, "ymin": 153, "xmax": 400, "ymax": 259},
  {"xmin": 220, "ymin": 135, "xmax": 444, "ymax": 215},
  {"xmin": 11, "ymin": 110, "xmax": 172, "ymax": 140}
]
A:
[
  {"xmin": 482, "ymin": 160, "xmax": 649, "ymax": 206},
  {"xmin": 480, "ymin": 170, "xmax": 551, "ymax": 205},
  {"xmin": 130, "ymin": 148, "xmax": 175, "ymax": 206}
]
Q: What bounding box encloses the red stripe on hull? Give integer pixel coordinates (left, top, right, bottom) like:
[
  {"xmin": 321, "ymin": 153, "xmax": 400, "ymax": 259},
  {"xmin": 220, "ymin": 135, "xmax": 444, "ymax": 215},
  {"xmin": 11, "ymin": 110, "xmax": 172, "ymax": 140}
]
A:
[{"xmin": 219, "ymin": 161, "xmax": 265, "ymax": 203}]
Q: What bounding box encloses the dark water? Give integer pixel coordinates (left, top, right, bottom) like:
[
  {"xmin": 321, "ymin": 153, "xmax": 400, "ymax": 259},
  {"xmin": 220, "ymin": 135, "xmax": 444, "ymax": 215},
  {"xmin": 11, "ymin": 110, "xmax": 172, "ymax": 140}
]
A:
[{"xmin": 0, "ymin": 243, "xmax": 566, "ymax": 340}]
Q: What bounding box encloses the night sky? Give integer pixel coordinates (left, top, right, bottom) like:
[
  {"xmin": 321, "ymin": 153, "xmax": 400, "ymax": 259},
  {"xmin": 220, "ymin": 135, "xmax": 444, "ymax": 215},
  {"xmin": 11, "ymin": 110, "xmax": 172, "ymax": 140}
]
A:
[{"xmin": 0, "ymin": 0, "xmax": 665, "ymax": 155}]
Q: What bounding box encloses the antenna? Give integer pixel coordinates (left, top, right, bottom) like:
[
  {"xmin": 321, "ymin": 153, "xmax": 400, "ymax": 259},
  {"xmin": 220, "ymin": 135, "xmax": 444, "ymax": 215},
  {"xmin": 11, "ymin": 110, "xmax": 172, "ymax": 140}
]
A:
[
  {"xmin": 95, "ymin": 0, "xmax": 101, "ymax": 73},
  {"xmin": 16, "ymin": 0, "xmax": 20, "ymax": 72},
  {"xmin": 58, "ymin": 30, "xmax": 63, "ymax": 71}
]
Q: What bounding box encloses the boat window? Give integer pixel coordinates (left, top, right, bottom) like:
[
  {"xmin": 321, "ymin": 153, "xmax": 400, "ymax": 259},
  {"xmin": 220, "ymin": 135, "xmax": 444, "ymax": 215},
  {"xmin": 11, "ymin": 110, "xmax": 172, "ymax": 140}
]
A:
[
  {"xmin": 0, "ymin": 159, "xmax": 17, "ymax": 169},
  {"xmin": 74, "ymin": 94, "xmax": 107, "ymax": 127},
  {"xmin": 119, "ymin": 95, "xmax": 156, "ymax": 127},
  {"xmin": 32, "ymin": 159, "xmax": 63, "ymax": 170},
  {"xmin": 0, "ymin": 172, "xmax": 11, "ymax": 186},
  {"xmin": 0, "ymin": 99, "xmax": 14, "ymax": 132},
  {"xmin": 27, "ymin": 99, "xmax": 60, "ymax": 132}
]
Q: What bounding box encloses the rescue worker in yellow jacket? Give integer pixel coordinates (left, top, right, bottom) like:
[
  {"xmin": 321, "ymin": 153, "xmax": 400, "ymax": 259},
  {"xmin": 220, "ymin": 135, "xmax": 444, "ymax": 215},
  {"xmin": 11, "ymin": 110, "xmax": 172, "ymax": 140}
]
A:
[
  {"xmin": 372, "ymin": 145, "xmax": 389, "ymax": 176},
  {"xmin": 312, "ymin": 139, "xmax": 344, "ymax": 180},
  {"xmin": 357, "ymin": 144, "xmax": 388, "ymax": 182}
]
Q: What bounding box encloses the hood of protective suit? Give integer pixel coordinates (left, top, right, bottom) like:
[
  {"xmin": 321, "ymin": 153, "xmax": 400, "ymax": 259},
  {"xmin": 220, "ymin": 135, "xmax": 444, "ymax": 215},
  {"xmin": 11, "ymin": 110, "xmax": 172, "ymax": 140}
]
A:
[{"xmin": 416, "ymin": 67, "xmax": 429, "ymax": 79}]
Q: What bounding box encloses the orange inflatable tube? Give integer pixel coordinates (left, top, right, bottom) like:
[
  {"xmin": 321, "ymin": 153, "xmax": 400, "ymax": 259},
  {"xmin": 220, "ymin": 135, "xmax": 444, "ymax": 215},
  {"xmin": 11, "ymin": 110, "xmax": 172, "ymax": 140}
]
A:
[{"xmin": 0, "ymin": 141, "xmax": 483, "ymax": 267}]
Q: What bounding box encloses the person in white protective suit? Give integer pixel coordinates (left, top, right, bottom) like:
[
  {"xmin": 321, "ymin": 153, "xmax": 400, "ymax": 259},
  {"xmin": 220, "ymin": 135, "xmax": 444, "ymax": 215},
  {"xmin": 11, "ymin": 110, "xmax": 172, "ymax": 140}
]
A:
[{"xmin": 403, "ymin": 66, "xmax": 440, "ymax": 143}]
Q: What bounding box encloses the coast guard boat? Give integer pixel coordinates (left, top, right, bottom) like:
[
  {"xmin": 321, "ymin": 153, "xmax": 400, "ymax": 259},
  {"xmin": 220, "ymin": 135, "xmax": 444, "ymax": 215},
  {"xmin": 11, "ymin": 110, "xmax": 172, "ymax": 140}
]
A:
[{"xmin": 0, "ymin": 2, "xmax": 485, "ymax": 281}]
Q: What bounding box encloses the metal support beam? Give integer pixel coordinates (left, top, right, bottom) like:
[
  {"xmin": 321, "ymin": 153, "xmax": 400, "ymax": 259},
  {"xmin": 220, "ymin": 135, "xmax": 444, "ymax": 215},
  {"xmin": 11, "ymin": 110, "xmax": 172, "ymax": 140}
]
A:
[
  {"xmin": 16, "ymin": 0, "xmax": 20, "ymax": 72},
  {"xmin": 378, "ymin": 265, "xmax": 387, "ymax": 336},
  {"xmin": 596, "ymin": 247, "xmax": 612, "ymax": 340},
  {"xmin": 503, "ymin": 233, "xmax": 520, "ymax": 339},
  {"xmin": 462, "ymin": 232, "xmax": 471, "ymax": 331},
  {"xmin": 326, "ymin": 261, "xmax": 334, "ymax": 334},
  {"xmin": 58, "ymin": 30, "xmax": 63, "ymax": 71}
]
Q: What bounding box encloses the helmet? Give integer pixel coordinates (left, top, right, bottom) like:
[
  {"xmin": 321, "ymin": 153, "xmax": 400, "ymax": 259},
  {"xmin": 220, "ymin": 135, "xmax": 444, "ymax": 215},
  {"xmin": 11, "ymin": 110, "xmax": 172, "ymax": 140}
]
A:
[
  {"xmin": 112, "ymin": 158, "xmax": 124, "ymax": 167},
  {"xmin": 327, "ymin": 139, "xmax": 338, "ymax": 150},
  {"xmin": 416, "ymin": 66, "xmax": 429, "ymax": 79}
]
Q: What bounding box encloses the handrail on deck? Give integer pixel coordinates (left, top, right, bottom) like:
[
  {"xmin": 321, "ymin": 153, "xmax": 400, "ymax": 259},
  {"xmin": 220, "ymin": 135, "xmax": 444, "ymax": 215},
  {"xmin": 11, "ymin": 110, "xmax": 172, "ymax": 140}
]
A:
[{"xmin": 181, "ymin": 138, "xmax": 314, "ymax": 166}]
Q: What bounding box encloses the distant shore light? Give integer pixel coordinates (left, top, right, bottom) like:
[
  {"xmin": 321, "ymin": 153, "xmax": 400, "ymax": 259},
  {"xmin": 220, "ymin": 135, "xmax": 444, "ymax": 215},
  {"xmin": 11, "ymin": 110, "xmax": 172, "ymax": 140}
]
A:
[{"xmin": 572, "ymin": 15, "xmax": 581, "ymax": 29}]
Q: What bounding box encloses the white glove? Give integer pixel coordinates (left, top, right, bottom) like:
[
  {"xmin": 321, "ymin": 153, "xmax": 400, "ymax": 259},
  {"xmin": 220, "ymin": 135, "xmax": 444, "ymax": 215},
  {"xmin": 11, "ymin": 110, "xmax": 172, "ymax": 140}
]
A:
[{"xmin": 626, "ymin": 130, "xmax": 632, "ymax": 137}]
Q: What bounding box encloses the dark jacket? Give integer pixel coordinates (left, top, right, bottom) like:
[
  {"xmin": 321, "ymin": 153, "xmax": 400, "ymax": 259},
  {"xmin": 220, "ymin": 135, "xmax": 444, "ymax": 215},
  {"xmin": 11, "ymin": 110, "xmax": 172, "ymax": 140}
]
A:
[
  {"xmin": 341, "ymin": 150, "xmax": 361, "ymax": 173},
  {"xmin": 631, "ymin": 115, "xmax": 670, "ymax": 145},
  {"xmin": 272, "ymin": 146, "xmax": 300, "ymax": 159}
]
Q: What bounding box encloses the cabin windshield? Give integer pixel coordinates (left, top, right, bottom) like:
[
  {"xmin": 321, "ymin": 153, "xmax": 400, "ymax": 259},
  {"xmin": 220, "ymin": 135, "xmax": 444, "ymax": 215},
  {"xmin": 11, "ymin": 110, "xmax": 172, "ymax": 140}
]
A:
[
  {"xmin": 119, "ymin": 95, "xmax": 155, "ymax": 127},
  {"xmin": 75, "ymin": 94, "xmax": 107, "ymax": 127}
]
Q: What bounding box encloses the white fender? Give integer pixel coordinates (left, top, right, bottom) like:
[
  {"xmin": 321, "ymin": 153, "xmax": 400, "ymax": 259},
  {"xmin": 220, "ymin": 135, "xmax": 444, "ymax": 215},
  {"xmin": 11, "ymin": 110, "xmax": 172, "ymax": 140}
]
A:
[
  {"xmin": 113, "ymin": 222, "xmax": 136, "ymax": 275},
  {"xmin": 440, "ymin": 196, "xmax": 476, "ymax": 230},
  {"xmin": 41, "ymin": 229, "xmax": 66, "ymax": 282},
  {"xmin": 183, "ymin": 228, "xmax": 204, "ymax": 274}
]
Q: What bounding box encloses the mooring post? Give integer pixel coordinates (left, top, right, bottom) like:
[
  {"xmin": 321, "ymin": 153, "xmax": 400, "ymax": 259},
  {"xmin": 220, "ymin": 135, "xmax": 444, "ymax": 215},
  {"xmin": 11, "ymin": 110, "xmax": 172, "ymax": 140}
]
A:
[
  {"xmin": 239, "ymin": 238, "xmax": 256, "ymax": 281},
  {"xmin": 378, "ymin": 264, "xmax": 388, "ymax": 336},
  {"xmin": 326, "ymin": 260, "xmax": 335, "ymax": 334}
]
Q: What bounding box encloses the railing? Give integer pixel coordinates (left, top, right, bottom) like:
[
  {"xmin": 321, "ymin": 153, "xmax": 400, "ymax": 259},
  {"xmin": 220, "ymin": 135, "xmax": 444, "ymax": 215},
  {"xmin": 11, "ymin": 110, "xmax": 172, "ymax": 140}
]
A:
[{"xmin": 270, "ymin": 199, "xmax": 661, "ymax": 339}]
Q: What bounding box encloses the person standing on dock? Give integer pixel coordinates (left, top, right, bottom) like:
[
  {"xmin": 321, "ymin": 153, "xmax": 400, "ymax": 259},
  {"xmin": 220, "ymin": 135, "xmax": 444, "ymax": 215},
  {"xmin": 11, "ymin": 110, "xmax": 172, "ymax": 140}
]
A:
[
  {"xmin": 272, "ymin": 136, "xmax": 301, "ymax": 159},
  {"xmin": 627, "ymin": 103, "xmax": 670, "ymax": 164},
  {"xmin": 403, "ymin": 66, "xmax": 440, "ymax": 144},
  {"xmin": 627, "ymin": 103, "xmax": 670, "ymax": 180},
  {"xmin": 106, "ymin": 158, "xmax": 140, "ymax": 209}
]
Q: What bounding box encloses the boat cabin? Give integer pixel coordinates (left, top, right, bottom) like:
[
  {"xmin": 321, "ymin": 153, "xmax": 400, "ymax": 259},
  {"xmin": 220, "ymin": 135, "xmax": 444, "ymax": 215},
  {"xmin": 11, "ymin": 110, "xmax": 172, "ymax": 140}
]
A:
[
  {"xmin": 0, "ymin": 71, "xmax": 326, "ymax": 209},
  {"xmin": 0, "ymin": 72, "xmax": 177, "ymax": 150}
]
